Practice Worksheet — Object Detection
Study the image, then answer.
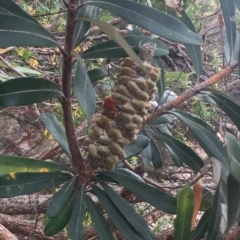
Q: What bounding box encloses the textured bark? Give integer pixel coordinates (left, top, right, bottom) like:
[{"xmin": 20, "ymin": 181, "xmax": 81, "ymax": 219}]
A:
[
  {"xmin": 0, "ymin": 214, "xmax": 67, "ymax": 240},
  {"xmin": 0, "ymin": 195, "xmax": 51, "ymax": 215},
  {"xmin": 0, "ymin": 224, "xmax": 17, "ymax": 240}
]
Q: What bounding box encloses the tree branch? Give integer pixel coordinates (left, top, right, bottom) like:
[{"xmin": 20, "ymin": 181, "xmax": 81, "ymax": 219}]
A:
[
  {"xmin": 146, "ymin": 65, "xmax": 235, "ymax": 124},
  {"xmin": 61, "ymin": 0, "xmax": 86, "ymax": 176}
]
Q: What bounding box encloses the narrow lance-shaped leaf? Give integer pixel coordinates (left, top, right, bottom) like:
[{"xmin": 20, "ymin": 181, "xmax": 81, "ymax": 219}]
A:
[
  {"xmin": 149, "ymin": 136, "xmax": 163, "ymax": 169},
  {"xmin": 206, "ymin": 184, "xmax": 222, "ymax": 240},
  {"xmin": 219, "ymin": 0, "xmax": 236, "ymax": 62},
  {"xmin": 97, "ymin": 178, "xmax": 155, "ymax": 240},
  {"xmin": 73, "ymin": 57, "xmax": 96, "ymax": 124},
  {"xmin": 0, "ymin": 14, "xmax": 60, "ymax": 48},
  {"xmin": 82, "ymin": 35, "xmax": 168, "ymax": 59},
  {"xmin": 92, "ymin": 186, "xmax": 144, "ymax": 240},
  {"xmin": 169, "ymin": 9, "xmax": 202, "ymax": 78},
  {"xmin": 225, "ymin": 133, "xmax": 240, "ymax": 183},
  {"xmin": 40, "ymin": 113, "xmax": 71, "ymax": 160},
  {"xmin": 0, "ymin": 0, "xmax": 38, "ymax": 23},
  {"xmin": 169, "ymin": 111, "xmax": 229, "ymax": 168},
  {"xmin": 97, "ymin": 168, "xmax": 145, "ymax": 183},
  {"xmin": 79, "ymin": 18, "xmax": 147, "ymax": 73},
  {"xmin": 75, "ymin": 2, "xmax": 100, "ymax": 46},
  {"xmin": 100, "ymin": 170, "xmax": 177, "ymax": 214},
  {"xmin": 150, "ymin": 129, "xmax": 204, "ymax": 172},
  {"xmin": 0, "ymin": 78, "xmax": 63, "ymax": 107},
  {"xmin": 47, "ymin": 176, "xmax": 77, "ymax": 218},
  {"xmin": 234, "ymin": 0, "xmax": 240, "ymax": 10},
  {"xmin": 153, "ymin": 56, "xmax": 165, "ymax": 101},
  {"xmin": 190, "ymin": 207, "xmax": 212, "ymax": 240},
  {"xmin": 86, "ymin": 196, "xmax": 115, "ymax": 240},
  {"xmin": 0, "ymin": 154, "xmax": 67, "ymax": 174},
  {"xmin": 174, "ymin": 186, "xmax": 194, "ymax": 240},
  {"xmin": 87, "ymin": 68, "xmax": 108, "ymax": 83},
  {"xmin": 124, "ymin": 135, "xmax": 150, "ymax": 159},
  {"xmin": 225, "ymin": 174, "xmax": 240, "ymax": 234},
  {"xmin": 84, "ymin": 0, "xmax": 203, "ymax": 45},
  {"xmin": 0, "ymin": 172, "xmax": 72, "ymax": 198},
  {"xmin": 68, "ymin": 186, "xmax": 87, "ymax": 240},
  {"xmin": 222, "ymin": 27, "xmax": 239, "ymax": 64},
  {"xmin": 45, "ymin": 191, "xmax": 76, "ymax": 236},
  {"xmin": 202, "ymin": 88, "xmax": 240, "ymax": 132}
]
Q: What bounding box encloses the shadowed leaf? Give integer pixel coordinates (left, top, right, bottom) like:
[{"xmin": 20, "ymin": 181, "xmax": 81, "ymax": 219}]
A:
[
  {"xmin": 0, "ymin": 154, "xmax": 67, "ymax": 174},
  {"xmin": 0, "ymin": 14, "xmax": 60, "ymax": 48},
  {"xmin": 0, "ymin": 78, "xmax": 63, "ymax": 107},
  {"xmin": 0, "ymin": 172, "xmax": 72, "ymax": 198},
  {"xmin": 40, "ymin": 113, "xmax": 71, "ymax": 160}
]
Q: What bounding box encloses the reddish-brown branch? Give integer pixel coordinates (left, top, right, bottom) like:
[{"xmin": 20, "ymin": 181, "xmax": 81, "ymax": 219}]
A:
[
  {"xmin": 61, "ymin": 0, "xmax": 86, "ymax": 176},
  {"xmin": 146, "ymin": 64, "xmax": 235, "ymax": 124}
]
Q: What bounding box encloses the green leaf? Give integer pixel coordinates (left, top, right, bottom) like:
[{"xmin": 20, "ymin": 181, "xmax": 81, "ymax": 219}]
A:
[
  {"xmin": 150, "ymin": 129, "xmax": 204, "ymax": 172},
  {"xmin": 68, "ymin": 186, "xmax": 87, "ymax": 240},
  {"xmin": 234, "ymin": 0, "xmax": 240, "ymax": 10},
  {"xmin": 0, "ymin": 172, "xmax": 71, "ymax": 198},
  {"xmin": 153, "ymin": 57, "xmax": 165, "ymax": 101},
  {"xmin": 82, "ymin": 35, "xmax": 168, "ymax": 59},
  {"xmin": 80, "ymin": 18, "xmax": 147, "ymax": 73},
  {"xmin": 149, "ymin": 137, "xmax": 163, "ymax": 168},
  {"xmin": 0, "ymin": 14, "xmax": 60, "ymax": 48},
  {"xmin": 190, "ymin": 207, "xmax": 211, "ymax": 240},
  {"xmin": 165, "ymin": 144, "xmax": 183, "ymax": 167},
  {"xmin": 73, "ymin": 57, "xmax": 96, "ymax": 124},
  {"xmin": 0, "ymin": 77, "xmax": 62, "ymax": 107},
  {"xmin": 226, "ymin": 174, "xmax": 240, "ymax": 234},
  {"xmin": 219, "ymin": 0, "xmax": 236, "ymax": 61},
  {"xmin": 14, "ymin": 66, "xmax": 42, "ymax": 76},
  {"xmin": 124, "ymin": 135, "xmax": 150, "ymax": 159},
  {"xmin": 164, "ymin": 71, "xmax": 189, "ymax": 89},
  {"xmin": 0, "ymin": 0, "xmax": 38, "ymax": 23},
  {"xmin": 75, "ymin": 3, "xmax": 100, "ymax": 46},
  {"xmin": 225, "ymin": 133, "xmax": 240, "ymax": 183},
  {"xmin": 87, "ymin": 68, "xmax": 108, "ymax": 83},
  {"xmin": 45, "ymin": 191, "xmax": 76, "ymax": 236},
  {"xmin": 203, "ymin": 89, "xmax": 240, "ymax": 132},
  {"xmin": 222, "ymin": 28, "xmax": 239, "ymax": 64},
  {"xmin": 47, "ymin": 176, "xmax": 77, "ymax": 218},
  {"xmin": 84, "ymin": 0, "xmax": 203, "ymax": 45},
  {"xmin": 92, "ymin": 186, "xmax": 144, "ymax": 240},
  {"xmin": 86, "ymin": 196, "xmax": 115, "ymax": 240},
  {"xmin": 206, "ymin": 184, "xmax": 222, "ymax": 240},
  {"xmin": 101, "ymin": 170, "xmax": 177, "ymax": 214},
  {"xmin": 40, "ymin": 113, "xmax": 71, "ymax": 160},
  {"xmin": 97, "ymin": 169, "xmax": 145, "ymax": 184},
  {"xmin": 148, "ymin": 114, "xmax": 172, "ymax": 125},
  {"xmin": 200, "ymin": 188, "xmax": 213, "ymax": 211},
  {"xmin": 128, "ymin": 26, "xmax": 144, "ymax": 36},
  {"xmin": 174, "ymin": 186, "xmax": 194, "ymax": 240},
  {"xmin": 0, "ymin": 154, "xmax": 67, "ymax": 174},
  {"xmin": 97, "ymin": 179, "xmax": 155, "ymax": 240},
  {"xmin": 169, "ymin": 111, "xmax": 229, "ymax": 168},
  {"xmin": 170, "ymin": 9, "xmax": 202, "ymax": 78}
]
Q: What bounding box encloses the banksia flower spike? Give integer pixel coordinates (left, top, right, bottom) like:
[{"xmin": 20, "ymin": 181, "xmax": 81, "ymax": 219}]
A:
[{"xmin": 83, "ymin": 43, "xmax": 161, "ymax": 171}]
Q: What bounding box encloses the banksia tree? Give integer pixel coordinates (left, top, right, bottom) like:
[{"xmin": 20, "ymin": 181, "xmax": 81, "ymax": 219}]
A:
[
  {"xmin": 83, "ymin": 43, "xmax": 161, "ymax": 171},
  {"xmin": 1, "ymin": 0, "xmax": 240, "ymax": 239}
]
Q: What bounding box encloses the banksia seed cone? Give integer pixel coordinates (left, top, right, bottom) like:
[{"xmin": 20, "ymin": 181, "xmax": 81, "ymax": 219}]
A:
[{"xmin": 83, "ymin": 43, "xmax": 160, "ymax": 171}]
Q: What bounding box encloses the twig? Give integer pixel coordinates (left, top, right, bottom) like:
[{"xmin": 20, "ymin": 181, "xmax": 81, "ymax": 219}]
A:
[{"xmin": 0, "ymin": 55, "xmax": 26, "ymax": 78}]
